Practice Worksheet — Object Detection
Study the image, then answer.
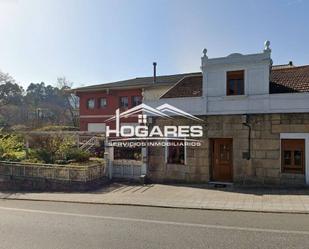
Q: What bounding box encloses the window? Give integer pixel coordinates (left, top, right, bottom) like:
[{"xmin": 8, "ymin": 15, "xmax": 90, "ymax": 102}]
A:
[
  {"xmin": 281, "ymin": 139, "xmax": 305, "ymax": 174},
  {"xmin": 87, "ymin": 98, "xmax": 95, "ymax": 109},
  {"xmin": 132, "ymin": 96, "xmax": 142, "ymax": 107},
  {"xmin": 99, "ymin": 98, "xmax": 107, "ymax": 108},
  {"xmin": 114, "ymin": 147, "xmax": 141, "ymax": 160},
  {"xmin": 119, "ymin": 96, "xmax": 129, "ymax": 109},
  {"xmin": 226, "ymin": 70, "xmax": 244, "ymax": 96},
  {"xmin": 167, "ymin": 141, "xmax": 185, "ymax": 164}
]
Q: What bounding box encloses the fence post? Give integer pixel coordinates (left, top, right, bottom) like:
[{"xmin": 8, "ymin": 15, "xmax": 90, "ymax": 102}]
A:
[
  {"xmin": 141, "ymin": 147, "xmax": 147, "ymax": 176},
  {"xmin": 104, "ymin": 151, "xmax": 113, "ymax": 180}
]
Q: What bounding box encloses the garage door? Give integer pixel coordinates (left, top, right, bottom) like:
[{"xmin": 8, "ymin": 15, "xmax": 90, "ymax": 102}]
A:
[{"xmin": 87, "ymin": 123, "xmax": 106, "ymax": 132}]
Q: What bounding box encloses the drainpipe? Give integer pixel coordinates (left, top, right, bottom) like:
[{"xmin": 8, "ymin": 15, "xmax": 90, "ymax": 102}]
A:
[{"xmin": 242, "ymin": 115, "xmax": 251, "ymax": 160}]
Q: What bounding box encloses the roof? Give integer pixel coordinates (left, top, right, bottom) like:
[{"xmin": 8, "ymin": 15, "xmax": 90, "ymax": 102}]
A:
[
  {"xmin": 161, "ymin": 74, "xmax": 203, "ymax": 98},
  {"xmin": 270, "ymin": 65, "xmax": 309, "ymax": 93},
  {"xmin": 72, "ymin": 72, "xmax": 201, "ymax": 92},
  {"xmin": 72, "ymin": 65, "xmax": 309, "ymax": 96},
  {"xmin": 161, "ymin": 65, "xmax": 309, "ymax": 98}
]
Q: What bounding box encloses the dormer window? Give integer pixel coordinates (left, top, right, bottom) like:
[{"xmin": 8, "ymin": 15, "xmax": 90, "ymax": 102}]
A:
[{"xmin": 226, "ymin": 70, "xmax": 244, "ymax": 96}]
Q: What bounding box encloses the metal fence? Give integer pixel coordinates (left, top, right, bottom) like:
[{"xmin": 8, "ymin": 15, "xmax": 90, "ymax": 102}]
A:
[
  {"xmin": 112, "ymin": 160, "xmax": 142, "ymax": 179},
  {"xmin": 0, "ymin": 161, "xmax": 106, "ymax": 182}
]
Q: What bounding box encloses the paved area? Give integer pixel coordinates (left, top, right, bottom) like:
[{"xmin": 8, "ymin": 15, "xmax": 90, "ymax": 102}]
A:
[
  {"xmin": 1, "ymin": 199, "xmax": 309, "ymax": 249},
  {"xmin": 1, "ymin": 183, "xmax": 309, "ymax": 213}
]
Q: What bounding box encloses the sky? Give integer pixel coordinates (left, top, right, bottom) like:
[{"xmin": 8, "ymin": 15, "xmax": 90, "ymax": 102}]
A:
[{"xmin": 0, "ymin": 0, "xmax": 308, "ymax": 89}]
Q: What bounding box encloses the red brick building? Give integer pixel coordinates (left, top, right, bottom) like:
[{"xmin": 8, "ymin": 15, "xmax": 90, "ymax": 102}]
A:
[
  {"xmin": 76, "ymin": 88, "xmax": 142, "ymax": 131},
  {"xmin": 72, "ymin": 73, "xmax": 200, "ymax": 131}
]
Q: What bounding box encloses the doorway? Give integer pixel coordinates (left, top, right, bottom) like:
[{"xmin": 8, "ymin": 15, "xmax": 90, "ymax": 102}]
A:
[{"xmin": 211, "ymin": 138, "xmax": 233, "ymax": 182}]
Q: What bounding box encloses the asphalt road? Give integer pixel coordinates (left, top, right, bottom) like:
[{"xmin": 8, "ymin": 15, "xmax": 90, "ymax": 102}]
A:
[{"xmin": 0, "ymin": 200, "xmax": 309, "ymax": 249}]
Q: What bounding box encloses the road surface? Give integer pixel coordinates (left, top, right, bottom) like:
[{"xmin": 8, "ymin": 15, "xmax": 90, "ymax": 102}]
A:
[{"xmin": 0, "ymin": 199, "xmax": 309, "ymax": 249}]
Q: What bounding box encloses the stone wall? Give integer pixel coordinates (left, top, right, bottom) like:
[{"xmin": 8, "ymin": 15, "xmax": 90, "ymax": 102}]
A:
[
  {"xmin": 148, "ymin": 113, "xmax": 309, "ymax": 186},
  {"xmin": 0, "ymin": 176, "xmax": 109, "ymax": 192},
  {"xmin": 148, "ymin": 117, "xmax": 209, "ymax": 183},
  {"xmin": 0, "ymin": 161, "xmax": 107, "ymax": 191}
]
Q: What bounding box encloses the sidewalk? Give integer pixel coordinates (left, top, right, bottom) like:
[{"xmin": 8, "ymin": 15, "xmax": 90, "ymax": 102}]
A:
[{"xmin": 1, "ymin": 183, "xmax": 309, "ymax": 213}]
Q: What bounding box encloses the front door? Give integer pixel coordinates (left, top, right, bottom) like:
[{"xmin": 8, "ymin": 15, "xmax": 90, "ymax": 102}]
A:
[{"xmin": 212, "ymin": 138, "xmax": 233, "ymax": 182}]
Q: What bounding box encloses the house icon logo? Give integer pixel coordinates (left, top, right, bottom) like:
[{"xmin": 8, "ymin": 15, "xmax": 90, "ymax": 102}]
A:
[
  {"xmin": 105, "ymin": 103, "xmax": 203, "ymax": 123},
  {"xmin": 105, "ymin": 103, "xmax": 204, "ymax": 146}
]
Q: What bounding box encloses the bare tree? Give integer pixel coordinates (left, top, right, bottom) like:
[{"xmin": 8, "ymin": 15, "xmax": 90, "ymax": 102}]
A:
[
  {"xmin": 57, "ymin": 77, "xmax": 79, "ymax": 127},
  {"xmin": 0, "ymin": 70, "xmax": 16, "ymax": 84}
]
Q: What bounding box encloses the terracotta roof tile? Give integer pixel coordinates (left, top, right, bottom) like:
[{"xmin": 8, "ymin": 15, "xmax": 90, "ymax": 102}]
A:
[
  {"xmin": 161, "ymin": 65, "xmax": 309, "ymax": 98},
  {"xmin": 161, "ymin": 75, "xmax": 203, "ymax": 98},
  {"xmin": 270, "ymin": 65, "xmax": 309, "ymax": 93},
  {"xmin": 73, "ymin": 64, "xmax": 309, "ymax": 95}
]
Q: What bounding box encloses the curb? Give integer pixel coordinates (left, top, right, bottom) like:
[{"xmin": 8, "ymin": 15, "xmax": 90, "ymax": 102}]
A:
[{"xmin": 1, "ymin": 197, "xmax": 309, "ymax": 215}]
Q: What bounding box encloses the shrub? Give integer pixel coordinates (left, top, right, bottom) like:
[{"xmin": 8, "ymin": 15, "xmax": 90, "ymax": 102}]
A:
[
  {"xmin": 10, "ymin": 125, "xmax": 29, "ymax": 132},
  {"xmin": 36, "ymin": 149, "xmax": 54, "ymax": 164},
  {"xmin": 64, "ymin": 148, "xmax": 90, "ymax": 163},
  {"xmin": 22, "ymin": 158, "xmax": 44, "ymax": 164},
  {"xmin": 0, "ymin": 133, "xmax": 25, "ymax": 161},
  {"xmin": 28, "ymin": 135, "xmax": 75, "ymax": 164},
  {"xmin": 1, "ymin": 151, "xmax": 26, "ymax": 162},
  {"xmin": 36, "ymin": 125, "xmax": 79, "ymax": 131}
]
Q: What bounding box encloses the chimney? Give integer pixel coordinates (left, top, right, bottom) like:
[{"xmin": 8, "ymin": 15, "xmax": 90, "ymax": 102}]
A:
[{"xmin": 153, "ymin": 62, "xmax": 157, "ymax": 84}]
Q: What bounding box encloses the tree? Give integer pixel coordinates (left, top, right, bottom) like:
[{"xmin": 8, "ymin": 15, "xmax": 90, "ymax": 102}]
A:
[
  {"xmin": 0, "ymin": 70, "xmax": 78, "ymax": 129},
  {"xmin": 0, "ymin": 70, "xmax": 24, "ymax": 108},
  {"xmin": 57, "ymin": 77, "xmax": 79, "ymax": 127},
  {"xmin": 0, "ymin": 82, "xmax": 24, "ymax": 107},
  {"xmin": 0, "ymin": 70, "xmax": 16, "ymax": 85}
]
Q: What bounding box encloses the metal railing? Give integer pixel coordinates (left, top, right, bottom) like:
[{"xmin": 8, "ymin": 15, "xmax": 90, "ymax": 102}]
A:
[{"xmin": 80, "ymin": 136, "xmax": 98, "ymax": 152}]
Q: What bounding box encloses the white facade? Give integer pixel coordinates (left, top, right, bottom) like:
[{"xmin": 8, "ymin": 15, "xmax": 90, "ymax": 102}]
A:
[
  {"xmin": 202, "ymin": 51, "xmax": 271, "ymax": 97},
  {"xmin": 145, "ymin": 42, "xmax": 309, "ymax": 116}
]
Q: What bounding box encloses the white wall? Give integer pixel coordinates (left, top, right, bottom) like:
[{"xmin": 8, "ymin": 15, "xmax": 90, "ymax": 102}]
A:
[
  {"xmin": 145, "ymin": 92, "xmax": 309, "ymax": 116},
  {"xmin": 145, "ymin": 49, "xmax": 309, "ymax": 116},
  {"xmin": 87, "ymin": 123, "xmax": 106, "ymax": 132},
  {"xmin": 202, "ymin": 52, "xmax": 271, "ymax": 98},
  {"xmin": 143, "ymin": 85, "xmax": 172, "ymax": 101},
  {"xmin": 146, "ymin": 97, "xmax": 205, "ymax": 116}
]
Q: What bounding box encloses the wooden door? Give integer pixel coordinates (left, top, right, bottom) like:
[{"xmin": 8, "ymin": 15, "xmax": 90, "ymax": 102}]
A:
[{"xmin": 212, "ymin": 138, "xmax": 233, "ymax": 182}]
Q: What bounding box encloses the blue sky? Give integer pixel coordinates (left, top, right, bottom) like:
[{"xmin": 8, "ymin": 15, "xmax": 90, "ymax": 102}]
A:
[{"xmin": 0, "ymin": 0, "xmax": 308, "ymax": 89}]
